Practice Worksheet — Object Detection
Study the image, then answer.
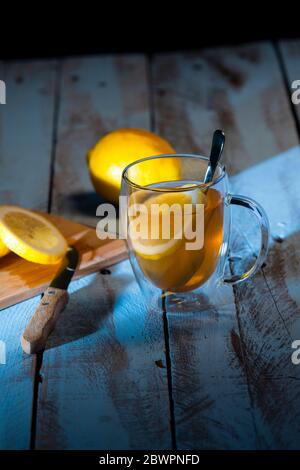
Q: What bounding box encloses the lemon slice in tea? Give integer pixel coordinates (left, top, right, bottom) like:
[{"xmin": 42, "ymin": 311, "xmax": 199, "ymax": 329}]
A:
[
  {"xmin": 129, "ymin": 188, "xmax": 205, "ymax": 261},
  {"xmin": 0, "ymin": 206, "xmax": 68, "ymax": 264}
]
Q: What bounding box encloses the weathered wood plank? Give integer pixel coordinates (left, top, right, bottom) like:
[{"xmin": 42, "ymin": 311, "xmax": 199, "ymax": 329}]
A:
[
  {"xmin": 166, "ymin": 292, "xmax": 257, "ymax": 449},
  {"xmin": 278, "ymin": 40, "xmax": 300, "ymax": 123},
  {"xmin": 0, "ymin": 296, "xmax": 40, "ymax": 449},
  {"xmin": 0, "ymin": 60, "xmax": 58, "ymax": 449},
  {"xmin": 36, "ymin": 263, "xmax": 171, "ymax": 449},
  {"xmin": 230, "ymin": 146, "xmax": 300, "ymax": 449},
  {"xmin": 227, "ymin": 41, "xmax": 300, "ymax": 448},
  {"xmin": 36, "ymin": 55, "xmax": 171, "ymax": 449},
  {"xmin": 0, "ymin": 60, "xmax": 57, "ymax": 210},
  {"xmin": 51, "ymin": 55, "xmax": 150, "ymax": 226},
  {"xmin": 153, "ymin": 42, "xmax": 300, "ymax": 449},
  {"xmin": 153, "ymin": 43, "xmax": 296, "ymax": 174}
]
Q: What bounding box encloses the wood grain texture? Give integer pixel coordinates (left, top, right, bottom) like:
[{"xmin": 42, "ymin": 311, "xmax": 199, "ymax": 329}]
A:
[
  {"xmin": 153, "ymin": 42, "xmax": 300, "ymax": 449},
  {"xmin": 35, "ymin": 55, "xmax": 171, "ymax": 449},
  {"xmin": 230, "ymin": 133, "xmax": 300, "ymax": 449},
  {"xmin": 278, "ymin": 40, "xmax": 300, "ymax": 122},
  {"xmin": 2, "ymin": 44, "xmax": 300, "ymax": 451},
  {"xmin": 0, "ymin": 60, "xmax": 58, "ymax": 449},
  {"xmin": 0, "ymin": 296, "xmax": 41, "ymax": 449},
  {"xmin": 36, "ymin": 262, "xmax": 171, "ymax": 449},
  {"xmin": 0, "ymin": 212, "xmax": 127, "ymax": 310},
  {"xmin": 153, "ymin": 43, "xmax": 297, "ymax": 175},
  {"xmin": 166, "ymin": 289, "xmax": 257, "ymax": 449},
  {"xmin": 51, "ymin": 55, "xmax": 150, "ymax": 226},
  {"xmin": 0, "ymin": 60, "xmax": 57, "ymax": 210}
]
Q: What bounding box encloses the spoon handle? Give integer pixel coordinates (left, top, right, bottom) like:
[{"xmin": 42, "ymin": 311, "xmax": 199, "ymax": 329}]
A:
[{"xmin": 204, "ymin": 130, "xmax": 225, "ymax": 184}]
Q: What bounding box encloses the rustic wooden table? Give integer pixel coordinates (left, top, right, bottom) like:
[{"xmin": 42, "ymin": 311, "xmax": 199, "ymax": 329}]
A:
[{"xmin": 1, "ymin": 41, "xmax": 300, "ymax": 450}]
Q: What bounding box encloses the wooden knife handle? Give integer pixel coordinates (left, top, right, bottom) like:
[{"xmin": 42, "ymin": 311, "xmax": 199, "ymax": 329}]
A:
[{"xmin": 21, "ymin": 287, "xmax": 69, "ymax": 354}]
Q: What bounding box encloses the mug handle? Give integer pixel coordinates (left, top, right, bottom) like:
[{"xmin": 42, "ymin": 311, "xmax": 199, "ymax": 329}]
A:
[{"xmin": 223, "ymin": 194, "xmax": 270, "ymax": 285}]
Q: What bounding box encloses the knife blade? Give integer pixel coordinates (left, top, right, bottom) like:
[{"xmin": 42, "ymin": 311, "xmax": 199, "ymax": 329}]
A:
[
  {"xmin": 21, "ymin": 246, "xmax": 79, "ymax": 354},
  {"xmin": 49, "ymin": 245, "xmax": 79, "ymax": 290}
]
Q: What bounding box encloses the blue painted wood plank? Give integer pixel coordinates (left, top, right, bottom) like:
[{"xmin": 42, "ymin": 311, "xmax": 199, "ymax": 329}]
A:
[
  {"xmin": 0, "ymin": 60, "xmax": 57, "ymax": 210},
  {"xmin": 51, "ymin": 55, "xmax": 150, "ymax": 226},
  {"xmin": 154, "ymin": 42, "xmax": 300, "ymax": 449},
  {"xmin": 0, "ymin": 60, "xmax": 57, "ymax": 449},
  {"xmin": 279, "ymin": 40, "xmax": 300, "ymax": 123},
  {"xmin": 35, "ymin": 55, "xmax": 171, "ymax": 449},
  {"xmin": 230, "ymin": 146, "xmax": 300, "ymax": 449},
  {"xmin": 36, "ymin": 261, "xmax": 171, "ymax": 449},
  {"xmin": 0, "ymin": 296, "xmax": 40, "ymax": 448}
]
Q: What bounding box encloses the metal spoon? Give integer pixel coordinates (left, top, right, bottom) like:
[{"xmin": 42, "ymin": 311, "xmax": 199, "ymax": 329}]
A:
[{"xmin": 204, "ymin": 129, "xmax": 225, "ymax": 185}]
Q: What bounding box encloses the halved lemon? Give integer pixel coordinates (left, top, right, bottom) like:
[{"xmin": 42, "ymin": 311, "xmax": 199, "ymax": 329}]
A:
[
  {"xmin": 0, "ymin": 238, "xmax": 10, "ymax": 258},
  {"xmin": 0, "ymin": 206, "xmax": 68, "ymax": 264}
]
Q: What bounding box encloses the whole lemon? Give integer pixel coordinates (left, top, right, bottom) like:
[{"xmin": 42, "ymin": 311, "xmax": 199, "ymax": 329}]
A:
[{"xmin": 87, "ymin": 128, "xmax": 179, "ymax": 204}]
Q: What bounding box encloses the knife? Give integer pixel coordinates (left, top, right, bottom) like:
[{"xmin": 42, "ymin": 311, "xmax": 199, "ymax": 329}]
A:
[{"xmin": 21, "ymin": 246, "xmax": 79, "ymax": 355}]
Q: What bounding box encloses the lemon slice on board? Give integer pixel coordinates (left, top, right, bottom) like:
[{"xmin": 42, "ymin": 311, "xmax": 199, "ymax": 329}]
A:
[
  {"xmin": 0, "ymin": 238, "xmax": 10, "ymax": 258},
  {"xmin": 0, "ymin": 206, "xmax": 68, "ymax": 264}
]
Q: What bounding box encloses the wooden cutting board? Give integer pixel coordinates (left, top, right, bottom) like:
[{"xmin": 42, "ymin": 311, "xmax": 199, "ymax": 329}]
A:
[{"xmin": 0, "ymin": 212, "xmax": 128, "ymax": 310}]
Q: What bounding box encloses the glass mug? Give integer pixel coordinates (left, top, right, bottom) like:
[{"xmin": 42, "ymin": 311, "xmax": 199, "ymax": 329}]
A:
[{"xmin": 121, "ymin": 154, "xmax": 269, "ymax": 307}]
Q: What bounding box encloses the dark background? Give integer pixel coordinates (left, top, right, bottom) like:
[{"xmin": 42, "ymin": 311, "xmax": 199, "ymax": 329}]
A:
[{"xmin": 0, "ymin": 7, "xmax": 297, "ymax": 59}]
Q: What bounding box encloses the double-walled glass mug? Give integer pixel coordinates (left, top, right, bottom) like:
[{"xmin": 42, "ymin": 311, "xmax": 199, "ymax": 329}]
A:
[{"xmin": 121, "ymin": 154, "xmax": 269, "ymax": 308}]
